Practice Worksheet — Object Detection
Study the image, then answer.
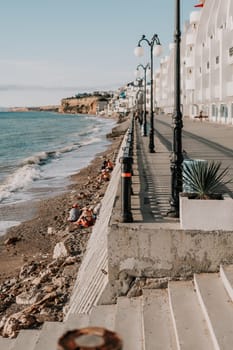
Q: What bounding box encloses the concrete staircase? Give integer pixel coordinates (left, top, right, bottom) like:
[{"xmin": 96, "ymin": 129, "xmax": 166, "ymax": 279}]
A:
[{"xmin": 2, "ymin": 264, "xmax": 233, "ymax": 349}]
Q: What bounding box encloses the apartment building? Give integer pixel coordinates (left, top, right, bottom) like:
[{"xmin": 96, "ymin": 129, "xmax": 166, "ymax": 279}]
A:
[{"xmin": 156, "ymin": 0, "xmax": 233, "ymax": 125}]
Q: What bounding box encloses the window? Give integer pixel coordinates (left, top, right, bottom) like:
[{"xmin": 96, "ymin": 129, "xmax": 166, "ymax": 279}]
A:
[
  {"xmin": 216, "ymin": 56, "xmax": 219, "ymax": 64},
  {"xmin": 207, "ymin": 62, "xmax": 210, "ymax": 69},
  {"xmin": 229, "ymin": 47, "xmax": 233, "ymax": 57}
]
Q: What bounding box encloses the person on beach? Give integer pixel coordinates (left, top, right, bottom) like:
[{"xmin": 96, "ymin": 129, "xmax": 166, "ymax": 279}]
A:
[
  {"xmin": 67, "ymin": 203, "xmax": 80, "ymax": 222},
  {"xmin": 98, "ymin": 168, "xmax": 110, "ymax": 182},
  {"xmin": 101, "ymin": 158, "xmax": 108, "ymax": 170},
  {"xmin": 106, "ymin": 159, "xmax": 114, "ymax": 172},
  {"xmin": 76, "ymin": 206, "xmax": 95, "ymax": 228}
]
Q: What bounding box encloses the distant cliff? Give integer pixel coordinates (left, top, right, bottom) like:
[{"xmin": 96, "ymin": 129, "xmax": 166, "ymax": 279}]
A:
[{"xmin": 59, "ymin": 95, "xmax": 110, "ymax": 115}]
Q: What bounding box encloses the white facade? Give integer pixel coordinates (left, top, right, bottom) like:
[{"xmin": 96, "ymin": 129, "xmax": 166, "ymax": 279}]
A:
[{"xmin": 156, "ymin": 0, "xmax": 233, "ymax": 125}]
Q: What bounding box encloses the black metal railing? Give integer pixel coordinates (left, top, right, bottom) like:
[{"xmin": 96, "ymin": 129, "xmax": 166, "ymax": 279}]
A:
[{"xmin": 120, "ymin": 117, "xmax": 134, "ymax": 222}]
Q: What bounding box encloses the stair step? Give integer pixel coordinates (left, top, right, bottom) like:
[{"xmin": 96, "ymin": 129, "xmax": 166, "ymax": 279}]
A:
[
  {"xmin": 33, "ymin": 322, "xmax": 64, "ymax": 350},
  {"xmin": 0, "ymin": 337, "xmax": 15, "ymax": 350},
  {"xmin": 89, "ymin": 304, "xmax": 116, "ymax": 331},
  {"xmin": 142, "ymin": 289, "xmax": 176, "ymax": 350},
  {"xmin": 168, "ymin": 281, "xmax": 213, "ymax": 350},
  {"xmin": 115, "ymin": 296, "xmax": 143, "ymax": 350},
  {"xmin": 63, "ymin": 313, "xmax": 89, "ymax": 331},
  {"xmin": 11, "ymin": 330, "xmax": 40, "ymax": 350},
  {"xmin": 194, "ymin": 273, "xmax": 233, "ymax": 350},
  {"xmin": 220, "ymin": 264, "xmax": 233, "ymax": 301}
]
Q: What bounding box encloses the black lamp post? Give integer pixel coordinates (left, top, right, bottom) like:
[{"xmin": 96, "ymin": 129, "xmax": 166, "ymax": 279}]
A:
[
  {"xmin": 135, "ymin": 63, "xmax": 150, "ymax": 136},
  {"xmin": 169, "ymin": 0, "xmax": 183, "ymax": 217},
  {"xmin": 135, "ymin": 78, "xmax": 143, "ymax": 122},
  {"xmin": 134, "ymin": 35, "xmax": 162, "ymax": 153}
]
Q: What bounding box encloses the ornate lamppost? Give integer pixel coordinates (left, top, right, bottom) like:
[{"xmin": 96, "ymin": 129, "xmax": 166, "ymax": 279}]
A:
[
  {"xmin": 135, "ymin": 63, "xmax": 150, "ymax": 136},
  {"xmin": 169, "ymin": 0, "xmax": 183, "ymax": 217},
  {"xmin": 134, "ymin": 34, "xmax": 162, "ymax": 152}
]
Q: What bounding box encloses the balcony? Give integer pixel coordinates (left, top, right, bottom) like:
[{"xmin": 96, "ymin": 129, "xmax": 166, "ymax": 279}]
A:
[
  {"xmin": 226, "ymin": 81, "xmax": 233, "ymax": 97},
  {"xmin": 203, "ymin": 88, "xmax": 210, "ymax": 100},
  {"xmin": 185, "ymin": 56, "xmax": 194, "ymax": 68},
  {"xmin": 214, "ymin": 85, "xmax": 220, "ymax": 99},
  {"xmin": 186, "ymin": 33, "xmax": 195, "ymax": 46}
]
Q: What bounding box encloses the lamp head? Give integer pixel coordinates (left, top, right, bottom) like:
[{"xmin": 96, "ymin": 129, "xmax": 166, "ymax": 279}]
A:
[
  {"xmin": 134, "ymin": 46, "xmax": 144, "ymax": 57},
  {"xmin": 153, "ymin": 44, "xmax": 163, "ymax": 57}
]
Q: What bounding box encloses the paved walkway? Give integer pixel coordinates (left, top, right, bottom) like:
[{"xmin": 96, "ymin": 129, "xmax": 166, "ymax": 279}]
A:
[{"xmin": 131, "ymin": 115, "xmax": 233, "ymax": 224}]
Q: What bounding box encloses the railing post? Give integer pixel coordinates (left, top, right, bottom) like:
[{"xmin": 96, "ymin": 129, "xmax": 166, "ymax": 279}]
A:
[
  {"xmin": 120, "ymin": 154, "xmax": 133, "ymax": 223},
  {"xmin": 58, "ymin": 327, "xmax": 123, "ymax": 350}
]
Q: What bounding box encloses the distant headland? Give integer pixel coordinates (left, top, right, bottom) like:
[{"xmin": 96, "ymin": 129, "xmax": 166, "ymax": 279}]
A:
[{"xmin": 9, "ymin": 91, "xmax": 113, "ymax": 115}]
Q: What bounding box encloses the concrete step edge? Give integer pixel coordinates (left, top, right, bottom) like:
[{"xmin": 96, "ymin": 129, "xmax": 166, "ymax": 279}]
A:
[
  {"xmin": 194, "ymin": 274, "xmax": 220, "ymax": 350},
  {"xmin": 115, "ymin": 297, "xmax": 144, "ymax": 350},
  {"xmin": 0, "ymin": 336, "xmax": 15, "ymax": 350},
  {"xmin": 168, "ymin": 280, "xmax": 213, "ymax": 350},
  {"xmin": 143, "ymin": 288, "xmax": 176, "ymax": 350},
  {"xmin": 220, "ymin": 264, "xmax": 233, "ymax": 301},
  {"xmin": 89, "ymin": 304, "xmax": 116, "ymax": 331},
  {"xmin": 33, "ymin": 321, "xmax": 64, "ymax": 350},
  {"xmin": 11, "ymin": 329, "xmax": 40, "ymax": 350}
]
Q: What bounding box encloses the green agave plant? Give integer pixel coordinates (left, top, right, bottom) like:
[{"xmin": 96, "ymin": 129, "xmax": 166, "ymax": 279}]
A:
[{"xmin": 182, "ymin": 160, "xmax": 231, "ymax": 199}]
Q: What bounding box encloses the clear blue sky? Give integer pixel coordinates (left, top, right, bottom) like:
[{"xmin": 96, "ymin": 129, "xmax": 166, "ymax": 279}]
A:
[{"xmin": 0, "ymin": 0, "xmax": 199, "ymax": 107}]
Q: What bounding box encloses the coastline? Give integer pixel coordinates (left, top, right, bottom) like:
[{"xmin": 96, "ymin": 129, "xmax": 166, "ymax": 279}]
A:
[{"xmin": 0, "ymin": 114, "xmax": 129, "ymax": 337}]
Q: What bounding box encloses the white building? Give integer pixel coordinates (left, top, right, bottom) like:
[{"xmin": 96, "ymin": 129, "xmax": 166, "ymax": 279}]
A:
[{"xmin": 156, "ymin": 0, "xmax": 233, "ymax": 125}]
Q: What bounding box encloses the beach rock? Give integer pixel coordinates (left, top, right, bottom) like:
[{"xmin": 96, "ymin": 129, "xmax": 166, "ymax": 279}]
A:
[
  {"xmin": 16, "ymin": 291, "xmax": 42, "ymax": 305},
  {"xmin": 19, "ymin": 261, "xmax": 38, "ymax": 279},
  {"xmin": 3, "ymin": 311, "xmax": 38, "ymax": 338},
  {"xmin": 43, "ymin": 285, "xmax": 55, "ymax": 293},
  {"xmin": 62, "ymin": 265, "xmax": 78, "ymax": 279},
  {"xmin": 53, "ymin": 242, "xmax": 69, "ymax": 259},
  {"xmin": 47, "ymin": 226, "xmax": 55, "ymax": 235},
  {"xmin": 62, "ymin": 256, "xmax": 80, "ymax": 266},
  {"xmin": 4, "ymin": 236, "xmax": 21, "ymax": 245},
  {"xmin": 52, "ymin": 276, "xmax": 66, "ymax": 288}
]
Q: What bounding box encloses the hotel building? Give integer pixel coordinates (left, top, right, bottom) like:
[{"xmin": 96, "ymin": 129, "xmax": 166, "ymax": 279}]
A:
[{"xmin": 156, "ymin": 0, "xmax": 233, "ymax": 125}]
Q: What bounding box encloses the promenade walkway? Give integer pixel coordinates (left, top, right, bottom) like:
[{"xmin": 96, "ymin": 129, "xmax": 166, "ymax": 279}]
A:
[{"xmin": 131, "ymin": 114, "xmax": 233, "ymax": 223}]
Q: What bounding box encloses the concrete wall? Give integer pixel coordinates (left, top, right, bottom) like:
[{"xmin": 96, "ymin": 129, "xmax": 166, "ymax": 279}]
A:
[{"xmin": 107, "ymin": 223, "xmax": 233, "ymax": 298}]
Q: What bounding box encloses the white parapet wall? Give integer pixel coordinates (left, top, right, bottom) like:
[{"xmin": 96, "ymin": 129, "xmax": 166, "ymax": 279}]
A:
[{"xmin": 180, "ymin": 195, "xmax": 233, "ymax": 231}]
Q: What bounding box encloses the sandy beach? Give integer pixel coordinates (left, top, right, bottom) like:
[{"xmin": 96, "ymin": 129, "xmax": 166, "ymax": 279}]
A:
[{"xmin": 0, "ymin": 114, "xmax": 128, "ymax": 337}]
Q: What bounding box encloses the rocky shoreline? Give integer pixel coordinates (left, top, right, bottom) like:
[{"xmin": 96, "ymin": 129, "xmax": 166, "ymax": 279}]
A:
[{"xmin": 0, "ymin": 115, "xmax": 129, "ymax": 338}]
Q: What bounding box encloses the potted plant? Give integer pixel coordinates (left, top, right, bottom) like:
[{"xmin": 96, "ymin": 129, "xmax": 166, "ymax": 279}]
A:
[{"xmin": 180, "ymin": 160, "xmax": 233, "ymax": 230}]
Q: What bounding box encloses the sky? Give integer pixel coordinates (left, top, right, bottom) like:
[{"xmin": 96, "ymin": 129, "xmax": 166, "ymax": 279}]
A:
[{"xmin": 0, "ymin": 0, "xmax": 199, "ymax": 107}]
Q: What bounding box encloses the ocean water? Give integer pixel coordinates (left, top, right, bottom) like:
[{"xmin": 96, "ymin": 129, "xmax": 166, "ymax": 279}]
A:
[{"xmin": 0, "ymin": 111, "xmax": 116, "ymax": 235}]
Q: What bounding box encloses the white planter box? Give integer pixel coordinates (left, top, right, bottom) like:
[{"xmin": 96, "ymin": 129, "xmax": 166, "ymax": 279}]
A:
[{"xmin": 180, "ymin": 194, "xmax": 233, "ymax": 231}]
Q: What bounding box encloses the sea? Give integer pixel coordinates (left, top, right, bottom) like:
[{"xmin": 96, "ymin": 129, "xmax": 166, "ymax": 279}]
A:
[{"xmin": 0, "ymin": 111, "xmax": 116, "ymax": 236}]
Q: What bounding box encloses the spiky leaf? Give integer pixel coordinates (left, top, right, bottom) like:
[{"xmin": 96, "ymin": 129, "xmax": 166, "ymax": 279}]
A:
[{"xmin": 182, "ymin": 160, "xmax": 231, "ymax": 199}]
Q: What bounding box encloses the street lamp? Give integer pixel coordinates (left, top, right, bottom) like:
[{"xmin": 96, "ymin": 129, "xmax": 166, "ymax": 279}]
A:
[
  {"xmin": 169, "ymin": 0, "xmax": 183, "ymax": 217},
  {"xmin": 134, "ymin": 34, "xmax": 162, "ymax": 152},
  {"xmin": 135, "ymin": 63, "xmax": 150, "ymax": 136}
]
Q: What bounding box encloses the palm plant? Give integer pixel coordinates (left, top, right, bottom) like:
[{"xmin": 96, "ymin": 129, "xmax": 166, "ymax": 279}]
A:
[{"xmin": 182, "ymin": 160, "xmax": 231, "ymax": 199}]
